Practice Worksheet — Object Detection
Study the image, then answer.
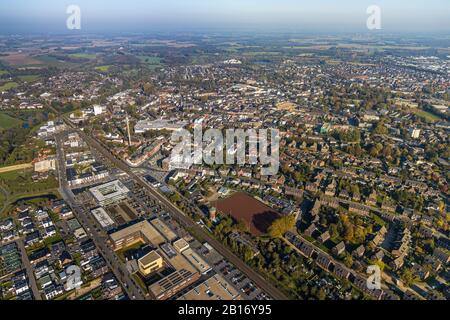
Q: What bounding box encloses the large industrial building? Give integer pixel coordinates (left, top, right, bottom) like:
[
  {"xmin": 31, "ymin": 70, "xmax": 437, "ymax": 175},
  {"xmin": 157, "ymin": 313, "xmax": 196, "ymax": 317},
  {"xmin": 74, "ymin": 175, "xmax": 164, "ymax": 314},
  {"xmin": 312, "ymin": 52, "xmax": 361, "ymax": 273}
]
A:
[
  {"xmin": 109, "ymin": 219, "xmax": 165, "ymax": 251},
  {"xmin": 91, "ymin": 207, "xmax": 115, "ymax": 230},
  {"xmin": 180, "ymin": 248, "xmax": 212, "ymax": 275},
  {"xmin": 89, "ymin": 180, "xmax": 130, "ymax": 206},
  {"xmin": 134, "ymin": 119, "xmax": 188, "ymax": 133},
  {"xmin": 151, "ymin": 218, "xmax": 177, "ymax": 242},
  {"xmin": 177, "ymin": 274, "xmax": 242, "ymax": 300},
  {"xmin": 108, "ymin": 219, "xmax": 203, "ymax": 300}
]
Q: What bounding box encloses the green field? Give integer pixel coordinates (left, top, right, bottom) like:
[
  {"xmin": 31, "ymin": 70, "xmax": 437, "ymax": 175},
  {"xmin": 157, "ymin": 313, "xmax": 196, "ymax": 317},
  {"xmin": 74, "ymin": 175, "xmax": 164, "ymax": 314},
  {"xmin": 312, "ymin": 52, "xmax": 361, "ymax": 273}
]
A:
[
  {"xmin": 18, "ymin": 75, "xmax": 40, "ymax": 82},
  {"xmin": 35, "ymin": 55, "xmax": 62, "ymax": 65},
  {"xmin": 1, "ymin": 191, "xmax": 60, "ymax": 218},
  {"xmin": 138, "ymin": 56, "xmax": 162, "ymax": 69},
  {"xmin": 0, "ymin": 170, "xmax": 57, "ymax": 193},
  {"xmin": 0, "ymin": 82, "xmax": 18, "ymax": 92},
  {"xmin": 0, "ymin": 113, "xmax": 22, "ymax": 129},
  {"xmin": 95, "ymin": 65, "xmax": 112, "ymax": 72},
  {"xmin": 0, "ymin": 187, "xmax": 6, "ymax": 208},
  {"xmin": 242, "ymin": 51, "xmax": 281, "ymax": 57},
  {"xmin": 414, "ymin": 109, "xmax": 441, "ymax": 122},
  {"xmin": 69, "ymin": 53, "xmax": 97, "ymax": 60},
  {"xmin": 138, "ymin": 56, "xmax": 161, "ymax": 63},
  {"xmin": 0, "ymin": 170, "xmax": 59, "ymax": 216},
  {"xmin": 0, "ymin": 70, "xmax": 9, "ymax": 76}
]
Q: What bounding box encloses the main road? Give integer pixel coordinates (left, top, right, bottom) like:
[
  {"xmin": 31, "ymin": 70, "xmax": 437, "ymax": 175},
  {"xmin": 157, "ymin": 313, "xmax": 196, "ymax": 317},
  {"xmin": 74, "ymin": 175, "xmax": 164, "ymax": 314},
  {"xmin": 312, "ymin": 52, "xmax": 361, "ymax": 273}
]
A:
[
  {"xmin": 62, "ymin": 118, "xmax": 289, "ymax": 300},
  {"xmin": 55, "ymin": 132, "xmax": 148, "ymax": 300}
]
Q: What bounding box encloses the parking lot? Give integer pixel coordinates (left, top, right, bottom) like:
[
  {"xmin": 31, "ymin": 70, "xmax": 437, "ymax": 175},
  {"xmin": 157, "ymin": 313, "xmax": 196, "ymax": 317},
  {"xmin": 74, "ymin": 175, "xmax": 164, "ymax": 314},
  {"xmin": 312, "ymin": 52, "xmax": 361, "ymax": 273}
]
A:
[{"xmin": 190, "ymin": 241, "xmax": 271, "ymax": 300}]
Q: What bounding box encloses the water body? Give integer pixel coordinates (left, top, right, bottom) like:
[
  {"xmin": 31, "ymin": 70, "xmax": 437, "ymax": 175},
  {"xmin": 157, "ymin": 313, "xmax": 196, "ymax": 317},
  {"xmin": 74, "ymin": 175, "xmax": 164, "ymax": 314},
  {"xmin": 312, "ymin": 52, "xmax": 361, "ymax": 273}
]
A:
[{"xmin": 11, "ymin": 193, "xmax": 58, "ymax": 206}]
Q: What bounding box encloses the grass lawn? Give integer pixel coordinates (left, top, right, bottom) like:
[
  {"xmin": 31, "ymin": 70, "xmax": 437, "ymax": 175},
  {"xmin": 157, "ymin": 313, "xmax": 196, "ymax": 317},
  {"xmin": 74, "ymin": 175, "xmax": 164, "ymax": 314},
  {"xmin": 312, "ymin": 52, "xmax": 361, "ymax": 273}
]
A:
[
  {"xmin": 95, "ymin": 65, "xmax": 112, "ymax": 72},
  {"xmin": 0, "ymin": 112, "xmax": 22, "ymax": 129},
  {"xmin": 414, "ymin": 109, "xmax": 441, "ymax": 122},
  {"xmin": 18, "ymin": 75, "xmax": 40, "ymax": 82},
  {"xmin": 0, "ymin": 190, "xmax": 60, "ymax": 218},
  {"xmin": 372, "ymin": 213, "xmax": 387, "ymax": 227},
  {"xmin": 0, "ymin": 189, "xmax": 6, "ymax": 208},
  {"xmin": 0, "ymin": 70, "xmax": 9, "ymax": 76},
  {"xmin": 0, "ymin": 169, "xmax": 59, "ymax": 216},
  {"xmin": 44, "ymin": 234, "xmax": 64, "ymax": 247},
  {"xmin": 0, "ymin": 82, "xmax": 18, "ymax": 92}
]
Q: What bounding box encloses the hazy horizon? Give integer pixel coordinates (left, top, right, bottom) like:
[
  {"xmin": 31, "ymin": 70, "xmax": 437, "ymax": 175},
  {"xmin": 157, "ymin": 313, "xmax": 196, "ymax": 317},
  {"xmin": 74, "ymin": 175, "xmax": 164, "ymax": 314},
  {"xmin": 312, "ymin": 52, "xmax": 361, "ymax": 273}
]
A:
[{"xmin": 1, "ymin": 0, "xmax": 450, "ymax": 35}]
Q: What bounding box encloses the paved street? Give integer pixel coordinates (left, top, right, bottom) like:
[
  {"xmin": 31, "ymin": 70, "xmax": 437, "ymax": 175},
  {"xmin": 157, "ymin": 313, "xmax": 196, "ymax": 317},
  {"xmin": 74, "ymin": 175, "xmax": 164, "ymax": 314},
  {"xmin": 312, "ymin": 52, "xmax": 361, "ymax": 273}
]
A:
[
  {"xmin": 16, "ymin": 239, "xmax": 41, "ymax": 300},
  {"xmin": 62, "ymin": 118, "xmax": 289, "ymax": 301},
  {"xmin": 55, "ymin": 132, "xmax": 147, "ymax": 300}
]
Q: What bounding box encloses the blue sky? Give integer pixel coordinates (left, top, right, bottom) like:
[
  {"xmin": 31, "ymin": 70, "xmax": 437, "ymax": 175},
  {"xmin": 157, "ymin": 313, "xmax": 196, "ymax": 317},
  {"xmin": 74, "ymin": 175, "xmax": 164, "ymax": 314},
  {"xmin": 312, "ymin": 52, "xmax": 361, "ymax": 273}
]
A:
[{"xmin": 1, "ymin": 0, "xmax": 449, "ymax": 34}]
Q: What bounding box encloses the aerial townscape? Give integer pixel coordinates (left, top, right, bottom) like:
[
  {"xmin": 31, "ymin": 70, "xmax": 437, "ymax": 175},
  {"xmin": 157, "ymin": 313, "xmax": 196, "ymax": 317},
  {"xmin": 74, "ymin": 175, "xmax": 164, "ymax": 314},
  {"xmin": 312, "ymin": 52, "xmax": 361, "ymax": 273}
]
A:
[{"xmin": 0, "ymin": 0, "xmax": 449, "ymax": 305}]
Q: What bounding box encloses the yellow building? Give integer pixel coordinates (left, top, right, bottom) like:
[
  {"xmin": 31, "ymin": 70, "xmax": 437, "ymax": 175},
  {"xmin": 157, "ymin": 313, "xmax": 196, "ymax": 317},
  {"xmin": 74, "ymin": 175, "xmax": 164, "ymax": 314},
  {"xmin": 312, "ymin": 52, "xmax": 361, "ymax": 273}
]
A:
[
  {"xmin": 109, "ymin": 219, "xmax": 201, "ymax": 300},
  {"xmin": 138, "ymin": 251, "xmax": 164, "ymax": 275}
]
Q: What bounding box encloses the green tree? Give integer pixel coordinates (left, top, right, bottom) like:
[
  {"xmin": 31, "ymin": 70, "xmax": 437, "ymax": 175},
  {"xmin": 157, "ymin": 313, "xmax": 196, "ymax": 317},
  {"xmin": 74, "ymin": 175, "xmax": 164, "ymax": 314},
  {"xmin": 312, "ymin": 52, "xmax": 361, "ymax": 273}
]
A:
[
  {"xmin": 400, "ymin": 268, "xmax": 417, "ymax": 287},
  {"xmin": 344, "ymin": 254, "xmax": 353, "ymax": 268},
  {"xmin": 373, "ymin": 122, "xmax": 388, "ymax": 135}
]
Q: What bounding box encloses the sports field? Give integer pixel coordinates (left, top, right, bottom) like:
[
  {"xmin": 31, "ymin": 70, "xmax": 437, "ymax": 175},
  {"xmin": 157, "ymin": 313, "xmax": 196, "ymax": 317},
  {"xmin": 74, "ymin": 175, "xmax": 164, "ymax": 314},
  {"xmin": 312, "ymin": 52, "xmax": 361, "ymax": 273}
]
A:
[{"xmin": 215, "ymin": 192, "xmax": 280, "ymax": 236}]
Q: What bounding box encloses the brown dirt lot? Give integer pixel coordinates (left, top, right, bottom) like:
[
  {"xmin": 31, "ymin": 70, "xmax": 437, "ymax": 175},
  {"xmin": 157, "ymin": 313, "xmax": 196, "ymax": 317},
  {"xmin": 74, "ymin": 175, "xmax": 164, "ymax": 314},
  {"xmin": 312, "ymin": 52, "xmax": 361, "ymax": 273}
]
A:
[
  {"xmin": 214, "ymin": 192, "xmax": 280, "ymax": 236},
  {"xmin": 0, "ymin": 53, "xmax": 43, "ymax": 66}
]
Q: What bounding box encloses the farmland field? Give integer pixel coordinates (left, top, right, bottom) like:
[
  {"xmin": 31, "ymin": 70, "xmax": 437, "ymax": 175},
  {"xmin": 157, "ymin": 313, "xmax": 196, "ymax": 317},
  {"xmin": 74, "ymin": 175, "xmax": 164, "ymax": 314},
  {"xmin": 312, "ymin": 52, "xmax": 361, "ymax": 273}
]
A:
[
  {"xmin": 35, "ymin": 55, "xmax": 61, "ymax": 64},
  {"xmin": 0, "ymin": 170, "xmax": 58, "ymax": 211},
  {"xmin": 18, "ymin": 75, "xmax": 40, "ymax": 82},
  {"xmin": 0, "ymin": 53, "xmax": 43, "ymax": 66},
  {"xmin": 69, "ymin": 53, "xmax": 97, "ymax": 59},
  {"xmin": 138, "ymin": 56, "xmax": 162, "ymax": 65},
  {"xmin": 243, "ymin": 51, "xmax": 282, "ymax": 57}
]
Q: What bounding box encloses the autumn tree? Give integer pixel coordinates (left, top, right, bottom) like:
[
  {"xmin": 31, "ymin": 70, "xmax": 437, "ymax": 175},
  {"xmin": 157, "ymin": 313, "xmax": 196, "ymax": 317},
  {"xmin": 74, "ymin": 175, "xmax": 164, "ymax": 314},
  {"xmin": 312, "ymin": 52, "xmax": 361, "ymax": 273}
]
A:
[{"xmin": 268, "ymin": 215, "xmax": 296, "ymax": 238}]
